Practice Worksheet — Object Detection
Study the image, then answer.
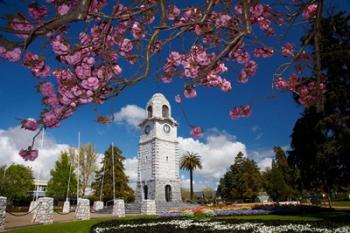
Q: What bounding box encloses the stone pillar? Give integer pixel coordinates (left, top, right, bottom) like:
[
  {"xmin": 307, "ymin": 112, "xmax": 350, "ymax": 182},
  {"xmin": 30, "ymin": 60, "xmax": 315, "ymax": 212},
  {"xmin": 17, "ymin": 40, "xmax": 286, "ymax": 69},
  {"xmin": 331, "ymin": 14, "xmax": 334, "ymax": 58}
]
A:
[
  {"xmin": 0, "ymin": 196, "xmax": 6, "ymax": 231},
  {"xmin": 75, "ymin": 198, "xmax": 90, "ymax": 220},
  {"xmin": 32, "ymin": 197, "xmax": 54, "ymax": 224},
  {"xmin": 29, "ymin": 201, "xmax": 38, "ymax": 212},
  {"xmin": 93, "ymin": 201, "xmax": 104, "ymax": 211},
  {"xmin": 62, "ymin": 200, "xmax": 70, "ymax": 213},
  {"xmin": 112, "ymin": 199, "xmax": 125, "ymax": 217},
  {"xmin": 141, "ymin": 200, "xmax": 156, "ymax": 215}
]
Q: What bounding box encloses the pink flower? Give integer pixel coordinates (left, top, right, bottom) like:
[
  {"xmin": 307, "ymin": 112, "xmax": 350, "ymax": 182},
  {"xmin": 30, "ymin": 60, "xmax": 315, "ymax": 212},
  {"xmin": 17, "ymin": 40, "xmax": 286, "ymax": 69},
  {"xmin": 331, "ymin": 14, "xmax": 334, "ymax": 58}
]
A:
[
  {"xmin": 253, "ymin": 47, "xmax": 274, "ymax": 58},
  {"xmin": 21, "ymin": 118, "xmax": 39, "ymax": 131},
  {"xmin": 51, "ymin": 35, "xmax": 70, "ymax": 55},
  {"xmin": 190, "ymin": 126, "xmax": 203, "ymax": 138},
  {"xmin": 63, "ymin": 51, "xmax": 82, "ymax": 65},
  {"xmin": 131, "ymin": 22, "xmax": 145, "ymax": 39},
  {"xmin": 229, "ymin": 105, "xmax": 252, "ymax": 119},
  {"xmin": 274, "ymin": 77, "xmax": 288, "ymax": 89},
  {"xmin": 167, "ymin": 5, "xmax": 180, "ymax": 20},
  {"xmin": 58, "ymin": 4, "xmax": 71, "ymax": 15},
  {"xmin": 42, "ymin": 110, "xmax": 60, "ymax": 128},
  {"xmin": 251, "ymin": 4, "xmax": 264, "ymax": 17},
  {"xmin": 28, "ymin": 3, "xmax": 48, "ymax": 20},
  {"xmin": 119, "ymin": 39, "xmax": 133, "ymax": 55},
  {"xmin": 282, "ymin": 43, "xmax": 294, "ymax": 57},
  {"xmin": 175, "ymin": 95, "xmax": 182, "ymax": 103},
  {"xmin": 82, "ymin": 77, "xmax": 99, "ymax": 90},
  {"xmin": 112, "ymin": 64, "xmax": 122, "ymax": 75},
  {"xmin": 215, "ymin": 14, "xmax": 231, "ymax": 27},
  {"xmin": 0, "ymin": 48, "xmax": 22, "ymax": 62},
  {"xmin": 39, "ymin": 82, "xmax": 55, "ymax": 97},
  {"xmin": 221, "ymin": 79, "xmax": 232, "ymax": 92},
  {"xmin": 303, "ymin": 3, "xmax": 318, "ymax": 20},
  {"xmin": 232, "ymin": 49, "xmax": 250, "ymax": 64},
  {"xmin": 19, "ymin": 147, "xmax": 39, "ymax": 161},
  {"xmin": 184, "ymin": 87, "xmax": 197, "ymax": 98},
  {"xmin": 9, "ymin": 18, "xmax": 33, "ymax": 39}
]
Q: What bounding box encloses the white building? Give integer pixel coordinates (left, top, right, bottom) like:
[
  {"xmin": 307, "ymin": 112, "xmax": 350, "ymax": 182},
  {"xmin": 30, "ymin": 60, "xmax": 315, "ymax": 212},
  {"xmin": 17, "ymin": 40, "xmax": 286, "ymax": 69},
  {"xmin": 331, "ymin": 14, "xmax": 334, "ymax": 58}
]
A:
[{"xmin": 136, "ymin": 93, "xmax": 182, "ymax": 203}]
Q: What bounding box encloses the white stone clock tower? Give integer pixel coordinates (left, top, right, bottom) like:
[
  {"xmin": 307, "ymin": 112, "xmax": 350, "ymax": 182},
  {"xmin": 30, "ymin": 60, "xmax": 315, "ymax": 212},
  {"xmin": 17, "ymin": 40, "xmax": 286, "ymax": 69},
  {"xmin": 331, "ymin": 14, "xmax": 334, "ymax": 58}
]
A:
[{"xmin": 136, "ymin": 93, "xmax": 181, "ymax": 203}]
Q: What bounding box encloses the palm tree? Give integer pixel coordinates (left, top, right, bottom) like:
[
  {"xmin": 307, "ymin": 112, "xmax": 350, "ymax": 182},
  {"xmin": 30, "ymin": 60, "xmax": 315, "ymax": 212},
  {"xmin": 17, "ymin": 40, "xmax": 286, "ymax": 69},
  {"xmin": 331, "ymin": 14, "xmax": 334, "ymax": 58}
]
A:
[{"xmin": 180, "ymin": 152, "xmax": 202, "ymax": 202}]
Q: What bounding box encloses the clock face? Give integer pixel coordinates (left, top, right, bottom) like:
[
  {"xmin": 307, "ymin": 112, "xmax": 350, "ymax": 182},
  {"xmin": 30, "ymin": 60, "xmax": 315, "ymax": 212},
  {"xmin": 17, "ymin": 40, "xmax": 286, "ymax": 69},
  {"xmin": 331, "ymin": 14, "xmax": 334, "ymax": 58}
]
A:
[
  {"xmin": 144, "ymin": 125, "xmax": 151, "ymax": 134},
  {"xmin": 163, "ymin": 124, "xmax": 171, "ymax": 133}
]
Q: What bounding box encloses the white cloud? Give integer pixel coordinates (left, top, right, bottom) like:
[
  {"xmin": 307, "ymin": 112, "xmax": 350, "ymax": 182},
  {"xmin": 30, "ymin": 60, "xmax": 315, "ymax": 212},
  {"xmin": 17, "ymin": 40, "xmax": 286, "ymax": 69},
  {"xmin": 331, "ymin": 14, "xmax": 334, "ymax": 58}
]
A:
[
  {"xmin": 0, "ymin": 126, "xmax": 70, "ymax": 179},
  {"xmin": 257, "ymin": 158, "xmax": 272, "ymax": 171},
  {"xmin": 124, "ymin": 156, "xmax": 138, "ymax": 189},
  {"xmin": 113, "ymin": 105, "xmax": 145, "ymax": 128},
  {"xmin": 178, "ymin": 130, "xmax": 247, "ymax": 181}
]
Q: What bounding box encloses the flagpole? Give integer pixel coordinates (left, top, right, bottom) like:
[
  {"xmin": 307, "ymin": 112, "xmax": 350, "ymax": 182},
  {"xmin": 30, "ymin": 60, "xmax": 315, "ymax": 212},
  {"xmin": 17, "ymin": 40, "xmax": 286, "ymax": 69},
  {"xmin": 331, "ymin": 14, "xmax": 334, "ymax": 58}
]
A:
[
  {"xmin": 112, "ymin": 142, "xmax": 115, "ymax": 201},
  {"xmin": 77, "ymin": 132, "xmax": 80, "ymax": 202}
]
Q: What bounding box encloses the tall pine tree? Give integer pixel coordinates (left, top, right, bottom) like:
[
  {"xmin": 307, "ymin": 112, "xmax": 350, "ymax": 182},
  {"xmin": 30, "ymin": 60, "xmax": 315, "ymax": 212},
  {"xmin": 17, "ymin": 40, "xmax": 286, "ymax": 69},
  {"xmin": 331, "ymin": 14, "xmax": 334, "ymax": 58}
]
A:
[
  {"xmin": 92, "ymin": 145, "xmax": 135, "ymax": 202},
  {"xmin": 288, "ymin": 12, "xmax": 350, "ymax": 207}
]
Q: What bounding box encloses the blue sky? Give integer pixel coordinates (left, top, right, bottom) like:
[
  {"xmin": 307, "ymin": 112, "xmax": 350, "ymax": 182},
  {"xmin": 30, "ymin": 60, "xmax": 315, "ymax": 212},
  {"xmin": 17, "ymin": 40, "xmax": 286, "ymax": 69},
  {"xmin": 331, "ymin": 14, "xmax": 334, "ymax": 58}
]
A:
[{"xmin": 0, "ymin": 0, "xmax": 349, "ymax": 190}]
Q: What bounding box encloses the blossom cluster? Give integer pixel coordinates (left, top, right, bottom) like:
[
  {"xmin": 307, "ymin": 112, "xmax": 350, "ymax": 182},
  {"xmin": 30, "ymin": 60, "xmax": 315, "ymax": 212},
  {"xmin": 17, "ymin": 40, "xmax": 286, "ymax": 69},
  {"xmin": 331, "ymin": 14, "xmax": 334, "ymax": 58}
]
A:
[
  {"xmin": 229, "ymin": 105, "xmax": 252, "ymax": 119},
  {"xmin": 0, "ymin": 47, "xmax": 21, "ymax": 62}
]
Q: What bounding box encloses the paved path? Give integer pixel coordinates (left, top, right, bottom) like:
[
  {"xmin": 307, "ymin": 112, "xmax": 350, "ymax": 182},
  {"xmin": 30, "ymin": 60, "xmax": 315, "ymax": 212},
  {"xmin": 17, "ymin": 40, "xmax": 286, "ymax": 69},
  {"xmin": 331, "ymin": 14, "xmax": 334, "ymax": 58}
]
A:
[{"xmin": 5, "ymin": 212, "xmax": 113, "ymax": 230}]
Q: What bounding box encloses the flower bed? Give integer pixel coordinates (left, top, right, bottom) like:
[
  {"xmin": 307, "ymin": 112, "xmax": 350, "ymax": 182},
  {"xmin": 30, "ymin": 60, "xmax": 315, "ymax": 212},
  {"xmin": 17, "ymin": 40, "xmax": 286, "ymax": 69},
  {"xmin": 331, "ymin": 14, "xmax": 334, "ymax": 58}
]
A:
[{"xmin": 91, "ymin": 218, "xmax": 350, "ymax": 233}]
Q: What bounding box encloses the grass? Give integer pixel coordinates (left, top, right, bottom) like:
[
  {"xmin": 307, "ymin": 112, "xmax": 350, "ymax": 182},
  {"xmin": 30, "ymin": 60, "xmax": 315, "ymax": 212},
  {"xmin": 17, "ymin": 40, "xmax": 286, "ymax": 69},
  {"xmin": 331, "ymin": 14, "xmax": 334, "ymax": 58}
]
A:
[
  {"xmin": 6, "ymin": 211, "xmax": 350, "ymax": 233},
  {"xmin": 333, "ymin": 201, "xmax": 350, "ymax": 207}
]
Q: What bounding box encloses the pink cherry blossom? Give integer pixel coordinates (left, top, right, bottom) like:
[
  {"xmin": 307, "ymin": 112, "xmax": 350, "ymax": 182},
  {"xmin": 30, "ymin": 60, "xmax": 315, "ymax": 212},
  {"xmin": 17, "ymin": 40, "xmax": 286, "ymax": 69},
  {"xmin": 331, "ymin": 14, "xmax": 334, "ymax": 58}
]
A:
[
  {"xmin": 253, "ymin": 47, "xmax": 274, "ymax": 58},
  {"xmin": 184, "ymin": 87, "xmax": 197, "ymax": 98},
  {"xmin": 24, "ymin": 52, "xmax": 51, "ymax": 78},
  {"xmin": 19, "ymin": 147, "xmax": 39, "ymax": 161},
  {"xmin": 21, "ymin": 118, "xmax": 39, "ymax": 131},
  {"xmin": 221, "ymin": 79, "xmax": 232, "ymax": 92},
  {"xmin": 274, "ymin": 77, "xmax": 288, "ymax": 89},
  {"xmin": 232, "ymin": 49, "xmax": 250, "ymax": 64},
  {"xmin": 0, "ymin": 47, "xmax": 21, "ymax": 62},
  {"xmin": 167, "ymin": 5, "xmax": 180, "ymax": 20},
  {"xmin": 282, "ymin": 43, "xmax": 294, "ymax": 57},
  {"xmin": 63, "ymin": 51, "xmax": 82, "ymax": 65},
  {"xmin": 303, "ymin": 4, "xmax": 318, "ymax": 20},
  {"xmin": 190, "ymin": 126, "xmax": 203, "ymax": 138},
  {"xmin": 175, "ymin": 95, "xmax": 182, "ymax": 103},
  {"xmin": 9, "ymin": 18, "xmax": 33, "ymax": 39},
  {"xmin": 51, "ymin": 35, "xmax": 70, "ymax": 55},
  {"xmin": 119, "ymin": 39, "xmax": 133, "ymax": 55},
  {"xmin": 39, "ymin": 82, "xmax": 55, "ymax": 97},
  {"xmin": 229, "ymin": 104, "xmax": 252, "ymax": 119},
  {"xmin": 28, "ymin": 3, "xmax": 48, "ymax": 20},
  {"xmin": 131, "ymin": 22, "xmax": 145, "ymax": 39},
  {"xmin": 58, "ymin": 4, "xmax": 71, "ymax": 15}
]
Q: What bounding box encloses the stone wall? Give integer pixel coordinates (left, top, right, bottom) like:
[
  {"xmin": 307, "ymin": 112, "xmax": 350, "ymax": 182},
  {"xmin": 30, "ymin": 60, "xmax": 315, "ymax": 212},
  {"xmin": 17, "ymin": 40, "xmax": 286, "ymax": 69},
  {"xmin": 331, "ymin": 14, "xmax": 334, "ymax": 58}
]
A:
[
  {"xmin": 141, "ymin": 200, "xmax": 156, "ymax": 215},
  {"xmin": 75, "ymin": 198, "xmax": 90, "ymax": 220},
  {"xmin": 62, "ymin": 200, "xmax": 70, "ymax": 213},
  {"xmin": 32, "ymin": 197, "xmax": 53, "ymax": 224},
  {"xmin": 0, "ymin": 196, "xmax": 6, "ymax": 231},
  {"xmin": 112, "ymin": 199, "xmax": 125, "ymax": 217},
  {"xmin": 93, "ymin": 201, "xmax": 104, "ymax": 211}
]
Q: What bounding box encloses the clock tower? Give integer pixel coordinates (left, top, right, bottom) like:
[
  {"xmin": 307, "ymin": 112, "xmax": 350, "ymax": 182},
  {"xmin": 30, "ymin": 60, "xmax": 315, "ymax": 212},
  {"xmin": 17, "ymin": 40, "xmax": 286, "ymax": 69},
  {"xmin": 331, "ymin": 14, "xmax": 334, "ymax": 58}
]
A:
[{"xmin": 136, "ymin": 93, "xmax": 181, "ymax": 203}]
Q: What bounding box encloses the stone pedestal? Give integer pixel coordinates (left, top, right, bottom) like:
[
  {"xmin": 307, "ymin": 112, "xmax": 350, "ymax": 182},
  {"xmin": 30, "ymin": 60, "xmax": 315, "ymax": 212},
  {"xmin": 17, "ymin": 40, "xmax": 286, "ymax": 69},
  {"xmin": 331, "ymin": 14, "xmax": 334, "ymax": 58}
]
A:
[
  {"xmin": 32, "ymin": 197, "xmax": 53, "ymax": 224},
  {"xmin": 141, "ymin": 200, "xmax": 156, "ymax": 215},
  {"xmin": 62, "ymin": 200, "xmax": 70, "ymax": 213},
  {"xmin": 75, "ymin": 198, "xmax": 90, "ymax": 220},
  {"xmin": 29, "ymin": 201, "xmax": 38, "ymax": 212},
  {"xmin": 93, "ymin": 201, "xmax": 104, "ymax": 211},
  {"xmin": 112, "ymin": 199, "xmax": 125, "ymax": 217},
  {"xmin": 0, "ymin": 196, "xmax": 6, "ymax": 231}
]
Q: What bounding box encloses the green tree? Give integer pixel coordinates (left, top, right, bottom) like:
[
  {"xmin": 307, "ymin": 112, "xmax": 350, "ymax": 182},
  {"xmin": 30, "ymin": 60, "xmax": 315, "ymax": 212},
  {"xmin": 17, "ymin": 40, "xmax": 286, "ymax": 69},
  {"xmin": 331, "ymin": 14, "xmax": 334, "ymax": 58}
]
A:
[
  {"xmin": 263, "ymin": 147, "xmax": 299, "ymax": 202},
  {"xmin": 288, "ymin": 12, "xmax": 350, "ymax": 207},
  {"xmin": 92, "ymin": 145, "xmax": 135, "ymax": 202},
  {"xmin": 219, "ymin": 152, "xmax": 262, "ymax": 203},
  {"xmin": 180, "ymin": 152, "xmax": 202, "ymax": 202},
  {"xmin": 46, "ymin": 152, "xmax": 77, "ymax": 200},
  {"xmin": 0, "ymin": 164, "xmax": 34, "ymax": 202}
]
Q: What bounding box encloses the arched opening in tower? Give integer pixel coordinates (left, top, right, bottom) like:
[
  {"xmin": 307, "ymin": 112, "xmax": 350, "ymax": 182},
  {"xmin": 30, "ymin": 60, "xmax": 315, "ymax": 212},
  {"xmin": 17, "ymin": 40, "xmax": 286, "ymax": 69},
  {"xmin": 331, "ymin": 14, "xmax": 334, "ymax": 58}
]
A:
[
  {"xmin": 162, "ymin": 105, "xmax": 169, "ymax": 118},
  {"xmin": 147, "ymin": 106, "xmax": 152, "ymax": 118},
  {"xmin": 143, "ymin": 185, "xmax": 148, "ymax": 200},
  {"xmin": 165, "ymin": 185, "xmax": 172, "ymax": 202}
]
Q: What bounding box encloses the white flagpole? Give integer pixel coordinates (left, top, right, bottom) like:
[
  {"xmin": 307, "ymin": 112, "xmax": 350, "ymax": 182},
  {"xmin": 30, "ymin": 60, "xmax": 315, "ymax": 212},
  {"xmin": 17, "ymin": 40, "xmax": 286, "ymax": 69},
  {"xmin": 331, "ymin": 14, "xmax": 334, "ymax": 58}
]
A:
[
  {"xmin": 77, "ymin": 132, "xmax": 80, "ymax": 202},
  {"xmin": 112, "ymin": 142, "xmax": 115, "ymax": 201}
]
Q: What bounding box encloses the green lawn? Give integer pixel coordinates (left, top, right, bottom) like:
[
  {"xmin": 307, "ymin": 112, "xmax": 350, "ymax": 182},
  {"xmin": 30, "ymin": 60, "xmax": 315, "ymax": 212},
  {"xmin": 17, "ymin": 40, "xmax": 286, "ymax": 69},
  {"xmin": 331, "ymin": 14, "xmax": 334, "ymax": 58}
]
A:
[
  {"xmin": 6, "ymin": 211, "xmax": 350, "ymax": 233},
  {"xmin": 333, "ymin": 201, "xmax": 350, "ymax": 207}
]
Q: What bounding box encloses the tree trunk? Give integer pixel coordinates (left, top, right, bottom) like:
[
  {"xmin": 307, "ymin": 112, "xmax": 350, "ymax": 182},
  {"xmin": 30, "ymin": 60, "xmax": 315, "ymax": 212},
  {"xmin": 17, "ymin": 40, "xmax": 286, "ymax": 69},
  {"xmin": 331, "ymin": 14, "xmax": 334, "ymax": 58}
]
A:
[
  {"xmin": 327, "ymin": 187, "xmax": 333, "ymax": 208},
  {"xmin": 190, "ymin": 169, "xmax": 193, "ymax": 202}
]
